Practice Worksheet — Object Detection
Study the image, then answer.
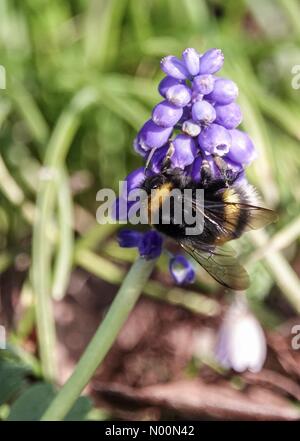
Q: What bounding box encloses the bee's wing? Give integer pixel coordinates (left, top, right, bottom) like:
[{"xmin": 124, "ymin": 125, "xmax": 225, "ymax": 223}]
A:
[
  {"xmin": 204, "ymin": 202, "xmax": 278, "ymax": 233},
  {"xmin": 180, "ymin": 240, "xmax": 250, "ymax": 291},
  {"xmin": 237, "ymin": 204, "xmax": 278, "ymax": 230}
]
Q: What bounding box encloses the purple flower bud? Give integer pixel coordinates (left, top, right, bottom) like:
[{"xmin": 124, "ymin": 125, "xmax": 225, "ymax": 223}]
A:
[
  {"xmin": 192, "ymin": 100, "xmax": 216, "ymax": 126},
  {"xmin": 118, "ymin": 229, "xmax": 163, "ymax": 260},
  {"xmin": 152, "ymin": 100, "xmax": 183, "ymax": 128},
  {"xmin": 189, "ymin": 156, "xmax": 203, "ymax": 182},
  {"xmin": 160, "ymin": 55, "xmax": 189, "ymax": 80},
  {"xmin": 198, "ymin": 123, "xmax": 232, "ymax": 156},
  {"xmin": 169, "ymin": 255, "xmax": 196, "ymax": 284},
  {"xmin": 215, "ymin": 102, "xmax": 243, "ymax": 129},
  {"xmin": 227, "ymin": 129, "xmax": 257, "ymax": 165},
  {"xmin": 182, "ymin": 119, "xmax": 201, "ymax": 137},
  {"xmin": 124, "ymin": 167, "xmax": 145, "ymax": 195},
  {"xmin": 182, "ymin": 48, "xmax": 200, "ymax": 76},
  {"xmin": 199, "ymin": 48, "xmax": 224, "ymax": 74},
  {"xmin": 158, "ymin": 76, "xmax": 181, "ymax": 97},
  {"xmin": 171, "ymin": 134, "xmax": 197, "ymax": 168},
  {"xmin": 215, "ymin": 298, "xmax": 266, "ymax": 373},
  {"xmin": 139, "ymin": 119, "xmax": 173, "ymax": 149},
  {"xmin": 138, "ymin": 230, "xmax": 163, "ymax": 260},
  {"xmin": 133, "ymin": 135, "xmax": 148, "ymax": 157},
  {"xmin": 192, "ymin": 74, "xmax": 215, "ymax": 95},
  {"xmin": 118, "ymin": 229, "xmax": 142, "ymax": 248},
  {"xmin": 206, "ymin": 78, "xmax": 238, "ymax": 105},
  {"xmin": 165, "ymin": 83, "xmax": 192, "ymax": 108}
]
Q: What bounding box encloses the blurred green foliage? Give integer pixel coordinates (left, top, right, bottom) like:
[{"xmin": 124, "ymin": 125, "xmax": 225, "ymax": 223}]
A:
[{"xmin": 1, "ymin": 0, "xmax": 300, "ymax": 420}]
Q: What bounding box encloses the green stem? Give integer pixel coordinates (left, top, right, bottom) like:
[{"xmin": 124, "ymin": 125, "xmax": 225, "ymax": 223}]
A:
[
  {"xmin": 40, "ymin": 257, "xmax": 156, "ymax": 421},
  {"xmin": 249, "ymin": 230, "xmax": 300, "ymax": 314},
  {"xmin": 32, "ymin": 87, "xmax": 98, "ymax": 381},
  {"xmin": 32, "ymin": 180, "xmax": 57, "ymax": 381},
  {"xmin": 52, "ymin": 168, "xmax": 74, "ymax": 300}
]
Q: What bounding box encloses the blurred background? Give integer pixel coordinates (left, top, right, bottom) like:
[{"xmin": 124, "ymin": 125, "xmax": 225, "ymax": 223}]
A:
[{"xmin": 1, "ymin": 0, "xmax": 300, "ymax": 421}]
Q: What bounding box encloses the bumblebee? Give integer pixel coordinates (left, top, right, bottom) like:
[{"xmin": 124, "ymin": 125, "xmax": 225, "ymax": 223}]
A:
[{"xmin": 142, "ymin": 149, "xmax": 277, "ymax": 290}]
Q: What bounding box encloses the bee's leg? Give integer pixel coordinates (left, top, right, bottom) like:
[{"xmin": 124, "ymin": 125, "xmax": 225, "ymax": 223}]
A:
[
  {"xmin": 200, "ymin": 159, "xmax": 213, "ymax": 186},
  {"xmin": 145, "ymin": 142, "xmax": 174, "ymax": 175},
  {"xmin": 201, "ymin": 156, "xmax": 232, "ymax": 191},
  {"xmin": 161, "ymin": 142, "xmax": 175, "ymax": 172},
  {"xmin": 213, "ymin": 155, "xmax": 237, "ymax": 186}
]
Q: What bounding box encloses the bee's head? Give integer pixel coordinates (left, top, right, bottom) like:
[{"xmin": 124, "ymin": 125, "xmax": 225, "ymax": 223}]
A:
[
  {"xmin": 142, "ymin": 173, "xmax": 166, "ymax": 194},
  {"xmin": 142, "ymin": 167, "xmax": 188, "ymax": 195}
]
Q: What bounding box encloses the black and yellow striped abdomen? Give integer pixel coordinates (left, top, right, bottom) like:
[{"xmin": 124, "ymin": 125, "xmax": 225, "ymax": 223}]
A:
[{"xmin": 214, "ymin": 187, "xmax": 251, "ymax": 245}]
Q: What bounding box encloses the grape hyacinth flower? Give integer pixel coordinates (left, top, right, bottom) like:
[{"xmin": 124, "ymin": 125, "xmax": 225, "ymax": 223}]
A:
[
  {"xmin": 206, "ymin": 78, "xmax": 238, "ymax": 104},
  {"xmin": 118, "ymin": 229, "xmax": 163, "ymax": 259},
  {"xmin": 169, "ymin": 255, "xmax": 196, "ymax": 284},
  {"xmin": 193, "ymin": 74, "xmax": 215, "ymax": 95},
  {"xmin": 138, "ymin": 119, "xmax": 173, "ymax": 150},
  {"xmin": 116, "ymin": 46, "xmax": 258, "ymax": 284},
  {"xmin": 198, "ymin": 123, "xmax": 232, "ymax": 156},
  {"xmin": 118, "ymin": 230, "xmax": 195, "ymax": 284},
  {"xmin": 159, "ymin": 77, "xmax": 192, "ymax": 108},
  {"xmin": 215, "ymin": 297, "xmax": 267, "ymax": 373},
  {"xmin": 182, "ymin": 48, "xmax": 200, "ymax": 76},
  {"xmin": 227, "ymin": 129, "xmax": 257, "ymax": 165},
  {"xmin": 214, "ymin": 103, "xmax": 242, "ymax": 129},
  {"xmin": 133, "ymin": 47, "xmax": 254, "ymax": 170},
  {"xmin": 152, "ymin": 100, "xmax": 183, "ymax": 128},
  {"xmin": 199, "ymin": 48, "xmax": 224, "ymax": 74},
  {"xmin": 191, "ymin": 100, "xmax": 216, "ymax": 126},
  {"xmin": 171, "ymin": 134, "xmax": 197, "ymax": 168}
]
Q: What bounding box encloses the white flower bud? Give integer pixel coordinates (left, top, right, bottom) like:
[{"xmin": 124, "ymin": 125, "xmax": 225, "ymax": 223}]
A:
[{"xmin": 215, "ymin": 297, "xmax": 266, "ymax": 373}]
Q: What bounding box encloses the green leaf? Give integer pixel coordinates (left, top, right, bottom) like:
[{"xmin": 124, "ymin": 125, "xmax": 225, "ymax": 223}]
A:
[
  {"xmin": 8, "ymin": 383, "xmax": 54, "ymax": 421},
  {"xmin": 64, "ymin": 397, "xmax": 92, "ymax": 421},
  {"xmin": 0, "ymin": 360, "xmax": 29, "ymax": 406},
  {"xmin": 8, "ymin": 383, "xmax": 92, "ymax": 421}
]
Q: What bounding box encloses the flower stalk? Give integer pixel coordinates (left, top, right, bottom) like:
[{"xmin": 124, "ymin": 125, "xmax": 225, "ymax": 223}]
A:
[
  {"xmin": 32, "ymin": 88, "xmax": 98, "ymax": 381},
  {"xmin": 40, "ymin": 256, "xmax": 157, "ymax": 421}
]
